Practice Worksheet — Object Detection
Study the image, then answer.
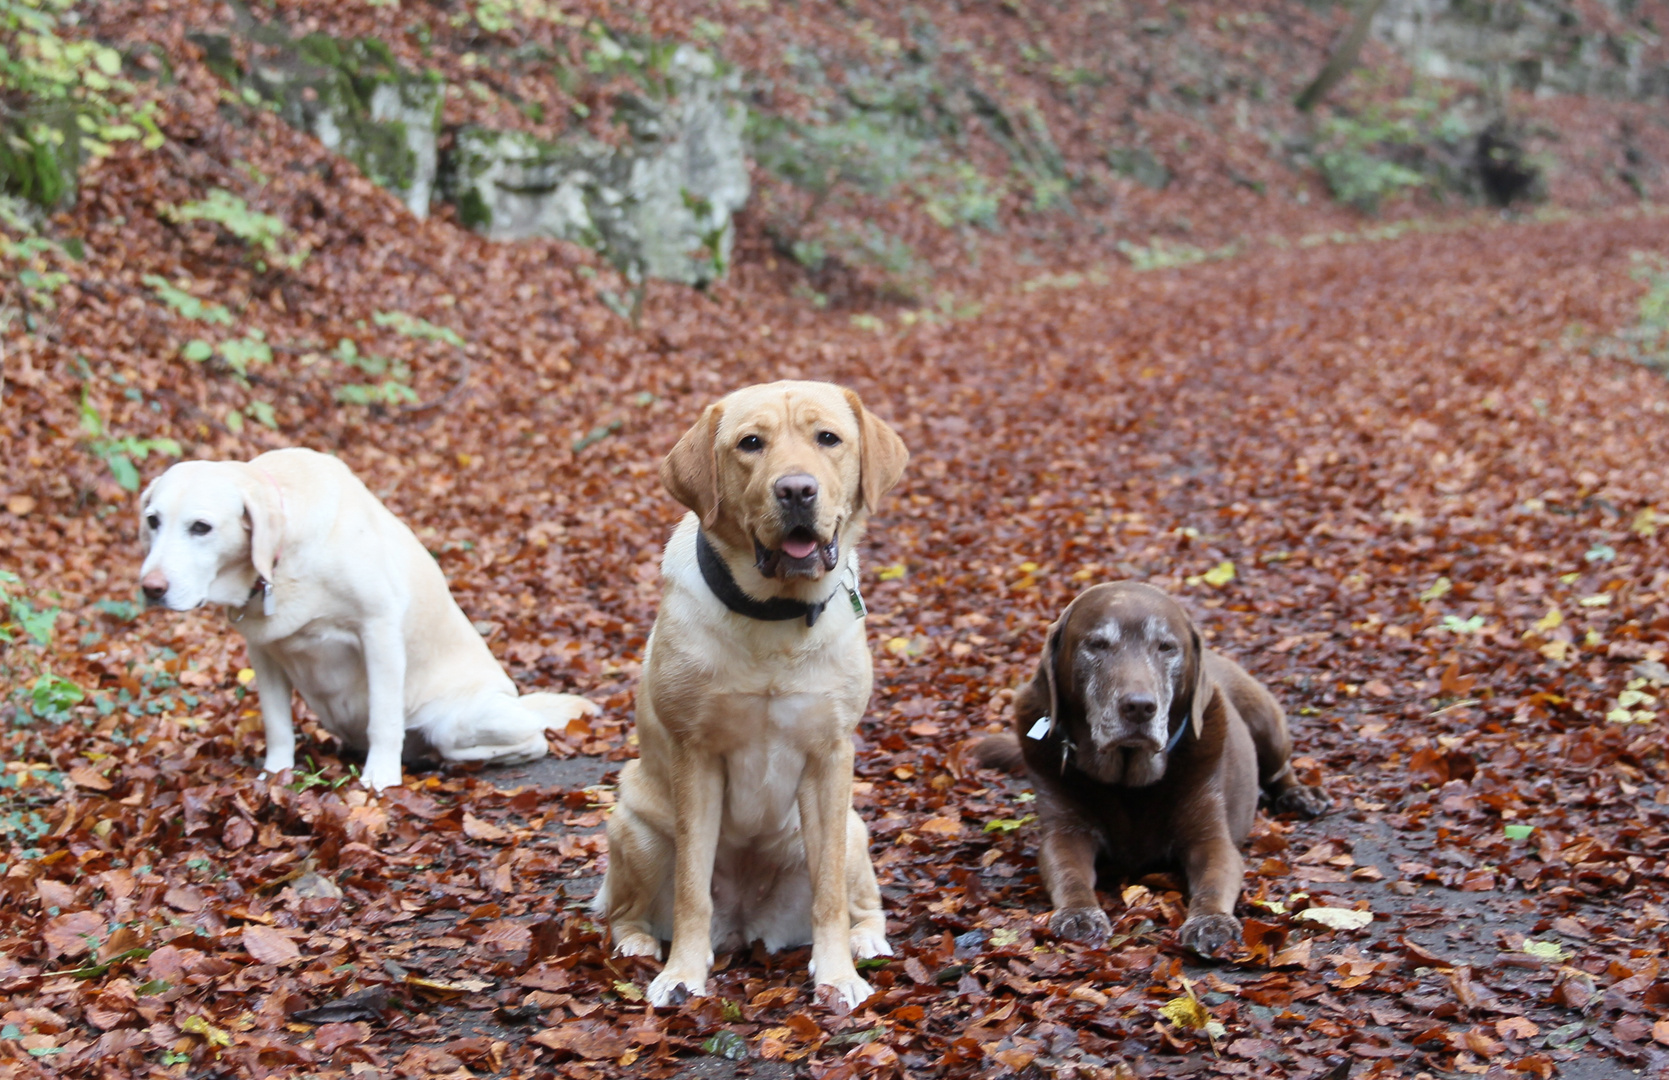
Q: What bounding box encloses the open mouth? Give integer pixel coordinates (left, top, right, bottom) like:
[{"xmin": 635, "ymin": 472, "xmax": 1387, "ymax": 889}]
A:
[{"xmin": 755, "ymin": 527, "xmax": 839, "ymax": 579}]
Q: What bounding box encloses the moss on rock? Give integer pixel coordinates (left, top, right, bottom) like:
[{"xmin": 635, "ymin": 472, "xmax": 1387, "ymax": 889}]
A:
[{"xmin": 240, "ymin": 30, "xmax": 442, "ymax": 217}]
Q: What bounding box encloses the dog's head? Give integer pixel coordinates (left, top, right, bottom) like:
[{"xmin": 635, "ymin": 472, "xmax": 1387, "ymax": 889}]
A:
[
  {"xmin": 1027, "ymin": 582, "xmax": 1208, "ymax": 786},
  {"xmin": 661, "ymin": 381, "xmax": 908, "ymax": 586},
  {"xmin": 138, "ymin": 461, "xmax": 284, "ymax": 611}
]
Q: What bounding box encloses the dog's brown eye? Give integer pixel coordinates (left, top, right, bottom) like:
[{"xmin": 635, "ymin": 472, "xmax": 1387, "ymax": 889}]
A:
[
  {"xmin": 146, "ymin": 513, "xmax": 160, "ymax": 530},
  {"xmin": 189, "ymin": 521, "xmax": 213, "ymax": 537},
  {"xmin": 738, "ymin": 434, "xmax": 764, "ymax": 452},
  {"xmin": 1156, "ymin": 640, "xmax": 1179, "ymax": 653},
  {"xmin": 1084, "ymin": 636, "xmax": 1111, "ymax": 651},
  {"xmin": 816, "ymin": 431, "xmax": 842, "ymax": 447}
]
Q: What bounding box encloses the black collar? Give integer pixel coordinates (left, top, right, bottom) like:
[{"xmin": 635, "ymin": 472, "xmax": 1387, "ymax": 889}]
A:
[{"xmin": 696, "ymin": 529, "xmax": 835, "ymax": 627}]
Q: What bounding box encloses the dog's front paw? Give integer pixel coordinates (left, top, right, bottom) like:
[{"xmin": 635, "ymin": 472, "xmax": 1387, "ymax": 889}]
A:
[
  {"xmin": 1048, "ymin": 906, "xmax": 1112, "ymax": 945},
  {"xmin": 647, "ymin": 967, "xmax": 707, "ymax": 1007},
  {"xmin": 814, "ymin": 974, "xmax": 874, "ymax": 1014},
  {"xmin": 613, "ymin": 931, "xmax": 662, "ymax": 960},
  {"xmin": 1178, "ymin": 912, "xmax": 1242, "ymax": 958},
  {"xmin": 850, "ymin": 927, "xmax": 892, "ymax": 960},
  {"xmin": 360, "ymin": 758, "xmax": 404, "ymax": 792},
  {"xmin": 1275, "ymin": 784, "xmax": 1330, "ymax": 818}
]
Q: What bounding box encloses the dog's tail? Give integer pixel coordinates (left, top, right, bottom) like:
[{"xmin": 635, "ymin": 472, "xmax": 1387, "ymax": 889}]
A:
[
  {"xmin": 521, "ymin": 692, "xmax": 600, "ymax": 729},
  {"xmin": 970, "ymin": 731, "xmax": 1025, "ymax": 774}
]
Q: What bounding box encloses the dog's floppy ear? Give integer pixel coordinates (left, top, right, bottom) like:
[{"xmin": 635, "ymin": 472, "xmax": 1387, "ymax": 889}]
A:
[
  {"xmin": 843, "ymin": 389, "xmax": 909, "ymax": 513},
  {"xmin": 138, "ymin": 476, "xmax": 161, "ymax": 551},
  {"xmin": 661, "ymin": 402, "xmax": 724, "ymax": 529},
  {"xmin": 1015, "ymin": 616, "xmax": 1064, "ymax": 737},
  {"xmin": 236, "ymin": 466, "xmax": 285, "ymax": 583},
  {"xmin": 1180, "ymin": 625, "xmax": 1211, "ymax": 741},
  {"xmin": 1043, "ymin": 618, "xmax": 1064, "ymax": 734}
]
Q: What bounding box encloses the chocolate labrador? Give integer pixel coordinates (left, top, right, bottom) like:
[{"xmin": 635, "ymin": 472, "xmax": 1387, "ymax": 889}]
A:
[{"xmin": 975, "ymin": 581, "xmax": 1327, "ymax": 955}]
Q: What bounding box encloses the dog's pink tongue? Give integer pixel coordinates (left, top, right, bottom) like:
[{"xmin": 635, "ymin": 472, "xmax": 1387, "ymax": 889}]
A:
[{"xmin": 781, "ymin": 536, "xmax": 818, "ymax": 560}]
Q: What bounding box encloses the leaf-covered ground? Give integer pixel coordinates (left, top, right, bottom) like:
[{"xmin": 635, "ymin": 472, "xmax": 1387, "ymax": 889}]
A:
[{"xmin": 6, "ymin": 3, "xmax": 1669, "ymax": 1079}]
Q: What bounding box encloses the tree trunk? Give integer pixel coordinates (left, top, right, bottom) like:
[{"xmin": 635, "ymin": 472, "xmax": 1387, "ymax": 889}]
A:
[{"xmin": 1295, "ymin": 0, "xmax": 1391, "ymax": 113}]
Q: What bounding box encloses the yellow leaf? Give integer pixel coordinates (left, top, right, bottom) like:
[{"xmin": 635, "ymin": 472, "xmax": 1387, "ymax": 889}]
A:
[
  {"xmin": 1533, "ymin": 607, "xmax": 1563, "ymax": 633},
  {"xmin": 1539, "ymin": 640, "xmax": 1570, "ymax": 662},
  {"xmin": 1018, "ymin": 561, "xmax": 1039, "ymax": 574},
  {"xmin": 884, "ymin": 637, "xmax": 911, "ymax": 656},
  {"xmin": 404, "ymin": 975, "xmax": 491, "ymax": 999},
  {"xmin": 237, "ymin": 668, "xmax": 256, "ymax": 685},
  {"xmin": 1633, "ymin": 507, "xmax": 1658, "ymax": 537},
  {"xmin": 613, "ymin": 980, "xmax": 644, "ymax": 1001},
  {"xmin": 877, "ymin": 564, "xmax": 906, "ymax": 581},
  {"xmin": 1296, "ymin": 907, "xmax": 1373, "ymax": 931},
  {"xmin": 1201, "ymin": 561, "xmax": 1235, "ymax": 587},
  {"xmin": 1159, "ymin": 993, "xmax": 1211, "ymax": 1031},
  {"xmin": 1420, "ymin": 576, "xmax": 1452, "ymax": 602},
  {"xmin": 179, "ymin": 1014, "xmax": 231, "ymax": 1047},
  {"xmin": 1578, "ymin": 594, "xmax": 1611, "ymax": 608}
]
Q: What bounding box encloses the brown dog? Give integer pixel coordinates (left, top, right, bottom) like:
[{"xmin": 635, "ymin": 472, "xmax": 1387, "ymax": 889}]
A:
[{"xmin": 976, "ymin": 582, "xmax": 1326, "ymax": 955}]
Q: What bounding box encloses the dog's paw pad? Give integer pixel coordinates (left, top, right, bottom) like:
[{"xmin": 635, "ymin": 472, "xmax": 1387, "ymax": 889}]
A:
[
  {"xmin": 1178, "ymin": 913, "xmax": 1242, "ymax": 958},
  {"xmin": 614, "ymin": 932, "xmax": 662, "ymax": 960},
  {"xmin": 1275, "ymin": 785, "xmax": 1330, "ymax": 818},
  {"xmin": 1048, "ymin": 906, "xmax": 1112, "ymax": 945},
  {"xmin": 646, "ymin": 970, "xmax": 705, "ymax": 1007}
]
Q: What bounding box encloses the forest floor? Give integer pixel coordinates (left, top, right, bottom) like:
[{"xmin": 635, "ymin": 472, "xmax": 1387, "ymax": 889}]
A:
[
  {"xmin": 5, "ymin": 201, "xmax": 1669, "ymax": 1080},
  {"xmin": 4, "ymin": 6, "xmax": 1669, "ymax": 1074}
]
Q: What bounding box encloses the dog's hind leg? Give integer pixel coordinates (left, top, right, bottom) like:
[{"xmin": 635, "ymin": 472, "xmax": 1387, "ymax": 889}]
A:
[
  {"xmin": 1215, "ymin": 658, "xmax": 1328, "ymax": 817},
  {"xmin": 598, "ymin": 764, "xmax": 673, "ymax": 960},
  {"xmin": 417, "ymin": 695, "xmax": 550, "ymax": 766},
  {"xmin": 845, "ymin": 811, "xmax": 891, "ymax": 960},
  {"xmin": 521, "ymin": 691, "xmax": 600, "ymax": 728}
]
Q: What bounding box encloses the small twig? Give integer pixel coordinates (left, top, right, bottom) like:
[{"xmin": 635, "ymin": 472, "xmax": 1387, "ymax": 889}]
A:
[{"xmin": 400, "ymin": 351, "xmax": 472, "ymax": 415}]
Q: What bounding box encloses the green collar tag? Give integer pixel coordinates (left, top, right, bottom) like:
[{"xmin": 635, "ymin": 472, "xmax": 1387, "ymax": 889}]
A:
[{"xmin": 846, "ymin": 584, "xmax": 867, "ymax": 619}]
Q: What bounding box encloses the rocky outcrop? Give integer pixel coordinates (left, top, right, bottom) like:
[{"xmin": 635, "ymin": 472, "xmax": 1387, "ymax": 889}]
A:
[
  {"xmin": 1373, "ymin": 0, "xmax": 1669, "ymax": 99},
  {"xmin": 241, "ymin": 33, "xmax": 442, "ymax": 219},
  {"xmin": 220, "ymin": 21, "xmax": 747, "ymax": 285},
  {"xmin": 439, "ymin": 46, "xmax": 749, "ymax": 286}
]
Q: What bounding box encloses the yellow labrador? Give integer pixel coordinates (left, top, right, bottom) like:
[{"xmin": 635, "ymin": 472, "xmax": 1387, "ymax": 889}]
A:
[
  {"xmin": 598, "ymin": 381, "xmax": 908, "ymax": 1009},
  {"xmin": 138, "ymin": 448, "xmax": 596, "ymax": 791}
]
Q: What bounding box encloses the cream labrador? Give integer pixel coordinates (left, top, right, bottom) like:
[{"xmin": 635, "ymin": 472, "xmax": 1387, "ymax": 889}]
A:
[
  {"xmin": 137, "ymin": 448, "xmax": 596, "ymax": 791},
  {"xmin": 597, "ymin": 381, "xmax": 909, "ymax": 1010}
]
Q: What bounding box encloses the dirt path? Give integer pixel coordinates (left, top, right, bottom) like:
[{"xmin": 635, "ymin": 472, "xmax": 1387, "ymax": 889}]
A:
[{"xmin": 6, "ymin": 211, "xmax": 1669, "ymax": 1079}]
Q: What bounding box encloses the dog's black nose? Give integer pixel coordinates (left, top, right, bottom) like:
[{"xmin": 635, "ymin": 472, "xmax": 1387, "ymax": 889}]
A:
[
  {"xmin": 774, "ymin": 473, "xmax": 818, "ymax": 507},
  {"xmin": 1119, "ymin": 695, "xmax": 1157, "ymax": 724}
]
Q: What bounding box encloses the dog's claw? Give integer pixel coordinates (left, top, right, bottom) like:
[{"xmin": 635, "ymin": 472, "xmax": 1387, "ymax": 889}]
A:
[
  {"xmin": 1178, "ymin": 913, "xmax": 1242, "ymax": 958},
  {"xmin": 814, "ymin": 976, "xmax": 873, "ymax": 1013},
  {"xmin": 1275, "ymin": 785, "xmax": 1330, "ymax": 818},
  {"xmin": 613, "ymin": 932, "xmax": 662, "ymax": 960},
  {"xmin": 850, "ymin": 928, "xmax": 892, "ymax": 960},
  {"xmin": 1048, "ymin": 906, "xmax": 1113, "ymax": 945},
  {"xmin": 646, "ymin": 970, "xmax": 705, "ymax": 1007}
]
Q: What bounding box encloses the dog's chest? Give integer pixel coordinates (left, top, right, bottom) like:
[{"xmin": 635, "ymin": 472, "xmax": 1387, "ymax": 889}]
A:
[
  {"xmin": 265, "ymin": 624, "xmax": 370, "ymax": 734},
  {"xmin": 706, "ymin": 690, "xmax": 832, "ymax": 838}
]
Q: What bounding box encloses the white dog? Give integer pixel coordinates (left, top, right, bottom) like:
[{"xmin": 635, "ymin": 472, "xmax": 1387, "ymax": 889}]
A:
[{"xmin": 138, "ymin": 448, "xmax": 596, "ymax": 791}]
